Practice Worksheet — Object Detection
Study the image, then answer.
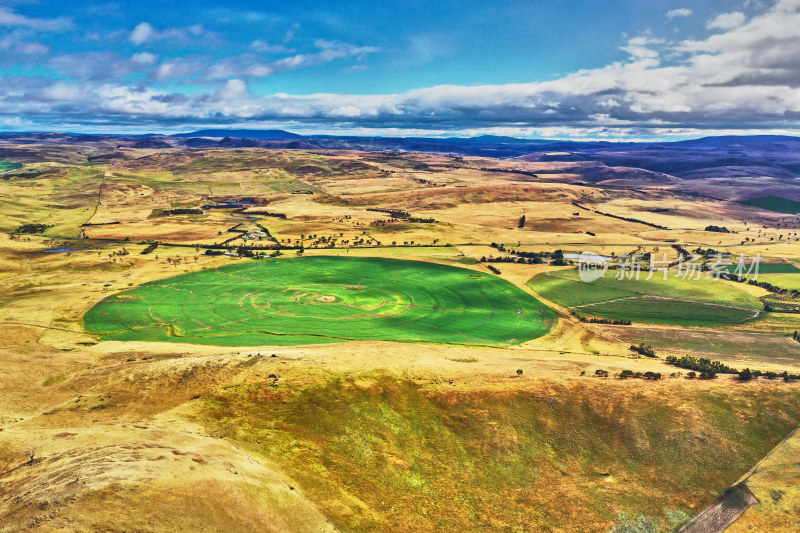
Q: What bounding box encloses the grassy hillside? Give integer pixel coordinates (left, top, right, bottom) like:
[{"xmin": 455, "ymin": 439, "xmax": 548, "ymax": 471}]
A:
[
  {"xmin": 198, "ymin": 375, "xmax": 800, "ymax": 533},
  {"xmin": 727, "ymin": 426, "xmax": 800, "ymax": 533},
  {"xmin": 605, "ymin": 326, "xmax": 800, "ymax": 368}
]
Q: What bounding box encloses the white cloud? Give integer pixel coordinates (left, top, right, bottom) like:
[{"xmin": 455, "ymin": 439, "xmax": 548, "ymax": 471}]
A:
[
  {"xmin": 666, "ymin": 8, "xmax": 692, "ymax": 20},
  {"xmin": 283, "ymin": 23, "xmax": 300, "ymax": 44},
  {"xmin": 1, "ymin": 116, "xmax": 32, "ymax": 128},
  {"xmin": 129, "ymin": 22, "xmax": 155, "ymax": 45},
  {"xmin": 744, "ymin": 0, "xmax": 767, "ymax": 10},
  {"xmin": 153, "ymin": 61, "xmax": 197, "ymax": 81},
  {"xmin": 205, "ymin": 9, "xmax": 278, "ymax": 24},
  {"xmin": 36, "ymin": 82, "xmax": 86, "ymax": 102},
  {"xmin": 0, "ymin": 31, "xmax": 49, "ymax": 55},
  {"xmin": 707, "ymin": 12, "xmax": 747, "ymax": 30},
  {"xmin": 85, "ymin": 3, "xmax": 124, "ymax": 18},
  {"xmin": 206, "ymin": 57, "xmax": 274, "ymax": 79},
  {"xmin": 251, "ymin": 40, "xmax": 290, "ymax": 54},
  {"xmin": 17, "ymin": 41, "xmax": 48, "ymax": 55},
  {"xmin": 247, "ymin": 24, "xmax": 300, "ymax": 53},
  {"xmin": 48, "ymin": 51, "xmax": 141, "ymax": 80},
  {"xmin": 0, "ymin": 6, "xmax": 73, "ymax": 31},
  {"xmin": 187, "ymin": 24, "xmax": 205, "ymax": 37},
  {"xmin": 216, "ymin": 79, "xmax": 250, "ymax": 100},
  {"xmin": 620, "ymin": 36, "xmax": 664, "ymax": 59},
  {"xmin": 270, "ymin": 40, "xmax": 378, "ymax": 71},
  {"xmin": 132, "ymin": 52, "xmax": 157, "ymax": 64},
  {"xmin": 206, "ymin": 40, "xmax": 377, "ymax": 80},
  {"xmin": 129, "ymin": 21, "xmax": 214, "ymax": 46}
]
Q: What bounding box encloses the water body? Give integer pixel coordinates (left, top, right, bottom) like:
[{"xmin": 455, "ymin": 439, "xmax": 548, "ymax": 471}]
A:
[{"xmin": 43, "ymin": 248, "xmax": 78, "ymax": 253}]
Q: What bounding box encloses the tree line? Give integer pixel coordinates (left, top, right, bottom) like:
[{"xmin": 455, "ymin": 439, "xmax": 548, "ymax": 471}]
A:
[
  {"xmin": 15, "ymin": 223, "xmax": 49, "ymax": 234},
  {"xmin": 256, "ymin": 211, "xmax": 288, "ymax": 219},
  {"xmin": 483, "ymin": 244, "xmax": 569, "ymax": 266},
  {"xmin": 141, "ymin": 242, "xmax": 159, "ymax": 254},
  {"xmin": 571, "ymin": 202, "xmax": 669, "ymax": 229},
  {"xmin": 578, "ymin": 317, "xmax": 632, "ymax": 325},
  {"xmin": 665, "ymin": 354, "xmax": 800, "ymax": 381},
  {"xmin": 704, "ymin": 225, "xmax": 733, "ymax": 233},
  {"xmin": 366, "ymin": 208, "xmax": 437, "ymax": 225},
  {"xmin": 165, "ymin": 208, "xmax": 204, "ymax": 215},
  {"xmin": 593, "ymin": 369, "xmax": 662, "ymax": 380}
]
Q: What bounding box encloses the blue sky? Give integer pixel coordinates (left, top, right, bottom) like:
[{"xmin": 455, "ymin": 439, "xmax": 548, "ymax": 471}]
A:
[{"xmin": 2, "ymin": 0, "xmax": 800, "ymax": 138}]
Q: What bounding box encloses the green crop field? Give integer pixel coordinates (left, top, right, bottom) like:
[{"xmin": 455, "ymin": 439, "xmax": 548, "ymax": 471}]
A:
[
  {"xmin": 576, "ymin": 296, "xmax": 760, "ymax": 326},
  {"xmin": 742, "ymin": 195, "xmax": 800, "ymax": 214},
  {"xmin": 0, "ymin": 161, "xmax": 22, "ymax": 173},
  {"xmin": 529, "ymin": 268, "xmax": 762, "ymax": 326},
  {"xmin": 757, "ymin": 273, "xmax": 800, "ymax": 289},
  {"xmin": 721, "ymin": 262, "xmax": 800, "ymax": 274},
  {"xmin": 85, "ymin": 257, "xmax": 556, "ymax": 346}
]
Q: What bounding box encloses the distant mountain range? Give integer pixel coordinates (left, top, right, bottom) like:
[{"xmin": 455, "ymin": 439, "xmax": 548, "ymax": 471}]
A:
[
  {"xmin": 172, "ymin": 129, "xmax": 800, "ymax": 144},
  {"xmin": 5, "ymin": 129, "xmax": 800, "ymax": 152},
  {"xmin": 168, "ymin": 129, "xmax": 800, "ymax": 154},
  {"xmin": 172, "ymin": 129, "xmax": 304, "ymax": 140},
  {"xmin": 2, "ymin": 130, "xmax": 800, "ymax": 181}
]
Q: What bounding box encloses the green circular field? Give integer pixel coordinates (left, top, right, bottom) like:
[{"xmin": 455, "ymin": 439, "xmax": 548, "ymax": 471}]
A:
[{"xmin": 85, "ymin": 257, "xmax": 557, "ymax": 346}]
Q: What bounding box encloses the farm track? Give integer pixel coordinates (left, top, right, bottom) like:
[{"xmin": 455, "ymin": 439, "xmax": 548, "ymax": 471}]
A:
[{"xmin": 676, "ymin": 483, "xmax": 759, "ymax": 533}]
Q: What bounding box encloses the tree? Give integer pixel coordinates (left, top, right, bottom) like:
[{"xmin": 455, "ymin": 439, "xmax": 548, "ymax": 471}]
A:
[
  {"xmin": 518, "ymin": 214, "xmax": 526, "ymax": 229},
  {"xmin": 516, "ymin": 369, "xmax": 523, "ymax": 377},
  {"xmin": 738, "ymin": 368, "xmax": 754, "ymax": 381},
  {"xmin": 630, "ymin": 344, "xmax": 656, "ymax": 358},
  {"xmin": 24, "ymin": 446, "xmax": 37, "ymax": 466}
]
